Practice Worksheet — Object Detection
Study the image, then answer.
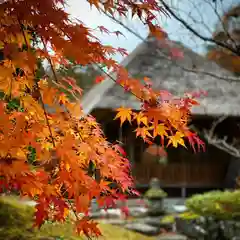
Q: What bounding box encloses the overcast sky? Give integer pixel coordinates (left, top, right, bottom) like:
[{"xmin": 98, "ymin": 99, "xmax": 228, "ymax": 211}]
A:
[{"xmin": 65, "ymin": 0, "xmax": 238, "ymax": 62}]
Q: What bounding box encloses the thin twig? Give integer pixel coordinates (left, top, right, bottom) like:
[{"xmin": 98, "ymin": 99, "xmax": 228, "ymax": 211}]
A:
[
  {"xmin": 94, "ymin": 64, "xmax": 144, "ymax": 102},
  {"xmin": 159, "ymin": 0, "xmax": 240, "ymax": 56},
  {"xmin": 207, "ymin": 115, "xmax": 227, "ymax": 139},
  {"xmin": 40, "ymin": 35, "xmax": 59, "ymax": 83},
  {"xmin": 101, "ymin": 8, "xmax": 240, "ymax": 83},
  {"xmin": 193, "ymin": 120, "xmax": 240, "ymax": 158},
  {"xmin": 206, "ymin": 0, "xmax": 238, "ymax": 50},
  {"xmin": 37, "ymin": 86, "xmax": 56, "ymax": 147},
  {"xmin": 202, "ymin": 115, "xmax": 240, "ymax": 158}
]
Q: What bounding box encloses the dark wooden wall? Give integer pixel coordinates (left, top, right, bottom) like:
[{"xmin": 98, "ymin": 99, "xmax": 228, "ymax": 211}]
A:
[{"xmin": 92, "ymin": 109, "xmax": 240, "ymax": 191}]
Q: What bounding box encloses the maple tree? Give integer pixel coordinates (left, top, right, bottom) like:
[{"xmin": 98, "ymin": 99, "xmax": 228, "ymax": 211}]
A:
[
  {"xmin": 206, "ymin": 4, "xmax": 240, "ymax": 75},
  {"xmin": 0, "ymin": 0, "xmax": 205, "ymax": 238}
]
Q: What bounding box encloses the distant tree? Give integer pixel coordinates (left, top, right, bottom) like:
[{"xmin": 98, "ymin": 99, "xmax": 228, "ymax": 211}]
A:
[{"xmin": 206, "ymin": 4, "xmax": 240, "ymax": 75}]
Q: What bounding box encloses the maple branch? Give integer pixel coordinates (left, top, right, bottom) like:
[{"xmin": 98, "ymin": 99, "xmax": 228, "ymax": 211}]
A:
[
  {"xmin": 38, "ymin": 92, "xmax": 57, "ymax": 148},
  {"xmin": 40, "ymin": 35, "xmax": 59, "ymax": 83},
  {"xmin": 206, "ymin": 115, "xmax": 227, "ymax": 140},
  {"xmin": 18, "ymin": 19, "xmax": 92, "ymax": 220},
  {"xmin": 17, "ymin": 17, "xmax": 57, "ymax": 148},
  {"xmin": 66, "ymin": 198, "xmax": 80, "ymax": 221},
  {"xmin": 159, "ymin": 0, "xmax": 240, "ymax": 56},
  {"xmin": 202, "ymin": 116, "xmax": 240, "ymax": 158},
  {"xmin": 94, "ymin": 64, "xmax": 144, "ymax": 102},
  {"xmin": 209, "ymin": 0, "xmax": 238, "ymax": 50},
  {"xmin": 101, "ymin": 9, "xmax": 240, "ymax": 83}
]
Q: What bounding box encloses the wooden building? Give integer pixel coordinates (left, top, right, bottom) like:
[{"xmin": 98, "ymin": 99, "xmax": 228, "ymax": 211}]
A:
[{"xmin": 81, "ymin": 35, "xmax": 240, "ymax": 197}]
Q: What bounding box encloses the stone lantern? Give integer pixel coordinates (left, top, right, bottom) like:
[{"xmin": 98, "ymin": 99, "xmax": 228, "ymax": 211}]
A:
[{"xmin": 144, "ymin": 178, "xmax": 167, "ymax": 216}]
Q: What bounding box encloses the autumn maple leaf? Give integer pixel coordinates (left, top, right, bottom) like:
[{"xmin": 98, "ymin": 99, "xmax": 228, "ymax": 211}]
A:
[
  {"xmin": 186, "ymin": 131, "xmax": 205, "ymax": 152},
  {"xmin": 98, "ymin": 25, "xmax": 110, "ymax": 34},
  {"xmin": 76, "ymin": 217, "xmax": 102, "ymax": 238},
  {"xmin": 114, "ymin": 107, "xmax": 132, "ymax": 126},
  {"xmin": 97, "ymin": 195, "xmax": 116, "ymax": 209},
  {"xmin": 153, "ymin": 123, "xmax": 168, "ymax": 137},
  {"xmin": 170, "ymin": 47, "xmax": 184, "ymax": 59},
  {"xmin": 133, "ymin": 112, "xmax": 148, "ymax": 126},
  {"xmin": 95, "ymin": 75, "xmax": 105, "ymax": 84},
  {"xmin": 113, "ymin": 30, "xmax": 125, "ymax": 37},
  {"xmin": 34, "ymin": 198, "xmax": 50, "ymax": 228},
  {"xmin": 135, "ymin": 127, "xmax": 152, "ymax": 141},
  {"xmin": 112, "ymin": 144, "xmax": 126, "ymax": 156},
  {"xmin": 117, "ymin": 47, "xmax": 128, "ymax": 56},
  {"xmin": 75, "ymin": 194, "xmax": 90, "ymax": 214},
  {"xmin": 167, "ymin": 131, "xmax": 186, "ymax": 148}
]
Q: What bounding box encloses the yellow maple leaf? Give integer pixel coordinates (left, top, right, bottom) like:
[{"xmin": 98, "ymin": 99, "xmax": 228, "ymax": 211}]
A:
[
  {"xmin": 134, "ymin": 112, "xmax": 148, "ymax": 126},
  {"xmin": 21, "ymin": 95, "xmax": 45, "ymax": 121},
  {"xmin": 114, "ymin": 107, "xmax": 132, "ymax": 126},
  {"xmin": 153, "ymin": 123, "xmax": 168, "ymax": 138},
  {"xmin": 63, "ymin": 207, "xmax": 69, "ymax": 218},
  {"xmin": 58, "ymin": 93, "xmax": 68, "ymax": 105},
  {"xmin": 135, "ymin": 127, "xmax": 152, "ymax": 140},
  {"xmin": 66, "ymin": 102, "xmax": 83, "ymax": 118},
  {"xmin": 167, "ymin": 131, "xmax": 186, "ymax": 148},
  {"xmin": 42, "ymin": 142, "xmax": 54, "ymax": 151},
  {"xmin": 41, "ymin": 87, "xmax": 58, "ymax": 106}
]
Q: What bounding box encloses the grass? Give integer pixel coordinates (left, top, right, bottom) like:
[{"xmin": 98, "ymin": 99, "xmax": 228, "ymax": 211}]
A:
[{"xmin": 0, "ymin": 195, "xmax": 155, "ymax": 240}]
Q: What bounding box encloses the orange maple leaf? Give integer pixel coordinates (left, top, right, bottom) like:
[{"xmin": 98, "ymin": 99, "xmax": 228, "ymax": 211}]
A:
[
  {"xmin": 76, "ymin": 217, "xmax": 102, "ymax": 238},
  {"xmin": 75, "ymin": 194, "xmax": 90, "ymax": 214},
  {"xmin": 114, "ymin": 107, "xmax": 132, "ymax": 126},
  {"xmin": 135, "ymin": 127, "xmax": 152, "ymax": 141}
]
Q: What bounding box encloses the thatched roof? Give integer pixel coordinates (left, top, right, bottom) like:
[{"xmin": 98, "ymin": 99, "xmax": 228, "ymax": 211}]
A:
[{"xmin": 82, "ymin": 36, "xmax": 240, "ymax": 116}]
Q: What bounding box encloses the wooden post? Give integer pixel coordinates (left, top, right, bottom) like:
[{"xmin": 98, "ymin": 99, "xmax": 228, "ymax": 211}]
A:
[
  {"xmin": 119, "ymin": 126, "xmax": 123, "ymax": 143},
  {"xmin": 181, "ymin": 187, "xmax": 186, "ymax": 198},
  {"xmin": 129, "ymin": 138, "xmax": 135, "ymax": 166}
]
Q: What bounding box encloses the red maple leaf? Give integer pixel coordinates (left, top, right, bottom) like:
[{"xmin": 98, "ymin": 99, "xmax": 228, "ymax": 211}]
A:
[
  {"xmin": 186, "ymin": 131, "xmax": 205, "ymax": 153},
  {"xmin": 98, "ymin": 26, "xmax": 110, "ymax": 34},
  {"xmin": 117, "ymin": 47, "xmax": 128, "ymax": 56},
  {"xmin": 76, "ymin": 217, "xmax": 102, "ymax": 238},
  {"xmin": 113, "ymin": 30, "xmax": 125, "ymax": 37},
  {"xmin": 95, "ymin": 75, "xmax": 105, "ymax": 84},
  {"xmin": 170, "ymin": 47, "xmax": 184, "ymax": 59}
]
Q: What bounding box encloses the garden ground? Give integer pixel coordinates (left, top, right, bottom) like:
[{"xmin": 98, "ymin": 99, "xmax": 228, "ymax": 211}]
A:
[{"xmin": 0, "ymin": 195, "xmax": 156, "ymax": 240}]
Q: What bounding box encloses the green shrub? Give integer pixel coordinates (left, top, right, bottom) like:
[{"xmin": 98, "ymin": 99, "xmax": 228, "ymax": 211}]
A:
[
  {"xmin": 160, "ymin": 191, "xmax": 240, "ymax": 239},
  {"xmin": 186, "ymin": 190, "xmax": 240, "ymax": 220}
]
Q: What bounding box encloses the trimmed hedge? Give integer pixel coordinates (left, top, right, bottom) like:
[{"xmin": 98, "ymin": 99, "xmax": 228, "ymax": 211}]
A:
[{"xmin": 186, "ymin": 190, "xmax": 240, "ymax": 220}]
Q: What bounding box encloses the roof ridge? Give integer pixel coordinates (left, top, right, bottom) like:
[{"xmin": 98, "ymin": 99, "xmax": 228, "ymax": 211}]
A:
[{"xmin": 81, "ymin": 40, "xmax": 146, "ymax": 114}]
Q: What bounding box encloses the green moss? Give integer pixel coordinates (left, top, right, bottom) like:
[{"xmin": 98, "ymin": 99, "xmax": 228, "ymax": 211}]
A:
[
  {"xmin": 144, "ymin": 188, "xmax": 167, "ymax": 199},
  {"xmin": 0, "ymin": 196, "xmax": 35, "ymax": 240},
  {"xmin": 0, "ymin": 195, "xmax": 155, "ymax": 240},
  {"xmin": 178, "ymin": 211, "xmax": 200, "ymax": 220},
  {"xmin": 160, "ymin": 211, "xmax": 200, "ymax": 224},
  {"xmin": 160, "ymin": 214, "xmax": 176, "ymax": 224}
]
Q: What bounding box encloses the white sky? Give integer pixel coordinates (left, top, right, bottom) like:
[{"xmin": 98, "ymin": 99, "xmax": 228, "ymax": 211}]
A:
[{"xmin": 65, "ymin": 0, "xmax": 238, "ymax": 62}]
